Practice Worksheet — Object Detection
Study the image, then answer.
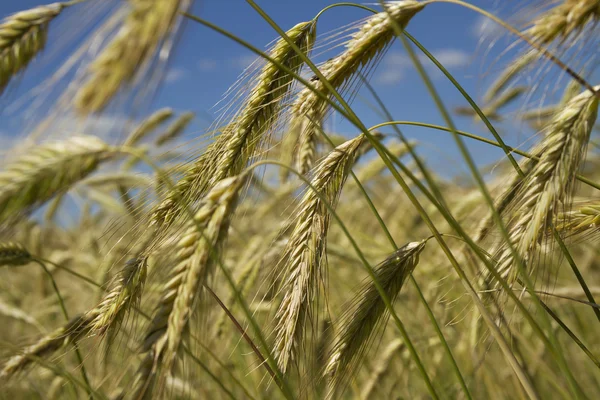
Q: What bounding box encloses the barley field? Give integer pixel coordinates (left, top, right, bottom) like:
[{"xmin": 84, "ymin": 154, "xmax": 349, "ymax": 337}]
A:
[{"xmin": 1, "ymin": 1, "xmax": 599, "ymax": 399}]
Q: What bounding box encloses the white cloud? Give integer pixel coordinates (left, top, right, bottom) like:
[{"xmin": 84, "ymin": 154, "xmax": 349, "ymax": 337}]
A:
[
  {"xmin": 376, "ymin": 68, "xmax": 405, "ymax": 84},
  {"xmin": 165, "ymin": 67, "xmax": 188, "ymax": 83},
  {"xmin": 376, "ymin": 48, "xmax": 470, "ymax": 84},
  {"xmin": 472, "ymin": 16, "xmax": 503, "ymax": 38},
  {"xmin": 429, "ymin": 49, "xmax": 470, "ymax": 68},
  {"xmin": 197, "ymin": 59, "xmax": 217, "ymax": 71}
]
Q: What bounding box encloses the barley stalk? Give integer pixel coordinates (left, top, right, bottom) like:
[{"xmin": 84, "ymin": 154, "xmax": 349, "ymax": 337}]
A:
[
  {"xmin": 0, "ymin": 2, "xmax": 66, "ymax": 94},
  {"xmin": 131, "ymin": 175, "xmax": 246, "ymax": 399},
  {"xmin": 490, "ymin": 86, "xmax": 599, "ymax": 285},
  {"xmin": 324, "ymin": 241, "xmax": 426, "ymax": 398},
  {"xmin": 1, "ymin": 313, "xmax": 93, "ymax": 379},
  {"xmin": 290, "ymin": 1, "xmax": 424, "ymax": 175},
  {"xmin": 0, "ymin": 135, "xmax": 113, "ymax": 223},
  {"xmin": 273, "ymin": 134, "xmax": 368, "ymax": 373},
  {"xmin": 74, "ymin": 0, "xmax": 184, "ymax": 114}
]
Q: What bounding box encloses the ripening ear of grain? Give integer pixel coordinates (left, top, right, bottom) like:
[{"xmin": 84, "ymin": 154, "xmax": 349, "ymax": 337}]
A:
[
  {"xmin": 90, "ymin": 257, "xmax": 147, "ymax": 345},
  {"xmin": 129, "ymin": 175, "xmax": 247, "ymax": 400},
  {"xmin": 74, "ymin": 0, "xmax": 185, "ymax": 115},
  {"xmin": 273, "ymin": 134, "xmax": 369, "ymax": 373},
  {"xmin": 1, "ymin": 313, "xmax": 93, "ymax": 379},
  {"xmin": 484, "ymin": 0, "xmax": 600, "ymax": 101},
  {"xmin": 324, "ymin": 240, "xmax": 426, "ymax": 399},
  {"xmin": 154, "ymin": 111, "xmax": 195, "ymax": 146},
  {"xmin": 151, "ymin": 20, "xmax": 316, "ymax": 229},
  {"xmin": 289, "ymin": 0, "xmax": 424, "ymax": 175},
  {"xmin": 0, "ymin": 242, "xmax": 32, "ymax": 267},
  {"xmin": 554, "ymin": 201, "xmax": 600, "ymax": 237},
  {"xmin": 489, "ymin": 85, "xmax": 599, "ymax": 286},
  {"xmin": 0, "ymin": 2, "xmax": 67, "ymax": 94},
  {"xmin": 0, "ymin": 135, "xmax": 113, "ymax": 224},
  {"xmin": 124, "ymin": 108, "xmax": 174, "ymax": 147}
]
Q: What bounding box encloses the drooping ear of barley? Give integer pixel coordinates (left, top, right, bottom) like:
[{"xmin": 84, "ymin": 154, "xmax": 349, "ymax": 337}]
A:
[
  {"xmin": 154, "ymin": 111, "xmax": 195, "ymax": 146},
  {"xmin": 289, "ymin": 1, "xmax": 424, "ymax": 175},
  {"xmin": 0, "ymin": 242, "xmax": 32, "ymax": 266},
  {"xmin": 89, "ymin": 257, "xmax": 148, "ymax": 345},
  {"xmin": 489, "ymin": 85, "xmax": 599, "ymax": 286},
  {"xmin": 0, "ymin": 135, "xmax": 113, "ymax": 224},
  {"xmin": 1, "ymin": 313, "xmax": 93, "ymax": 379},
  {"xmin": 74, "ymin": 0, "xmax": 185, "ymax": 114},
  {"xmin": 0, "ymin": 2, "xmax": 67, "ymax": 94},
  {"xmin": 554, "ymin": 201, "xmax": 600, "ymax": 237},
  {"xmin": 324, "ymin": 241, "xmax": 426, "ymax": 398},
  {"xmin": 124, "ymin": 108, "xmax": 174, "ymax": 147},
  {"xmin": 150, "ymin": 21, "xmax": 316, "ymax": 229},
  {"xmin": 273, "ymin": 134, "xmax": 369, "ymax": 373},
  {"xmin": 130, "ymin": 175, "xmax": 247, "ymax": 400},
  {"xmin": 484, "ymin": 0, "xmax": 600, "ymax": 101}
]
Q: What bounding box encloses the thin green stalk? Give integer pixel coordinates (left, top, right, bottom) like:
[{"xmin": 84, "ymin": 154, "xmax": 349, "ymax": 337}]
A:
[
  {"xmin": 186, "ymin": 9, "xmax": 439, "ymax": 397},
  {"xmin": 398, "ymin": 27, "xmax": 585, "ymax": 398},
  {"xmin": 327, "ymin": 76, "xmax": 471, "ymax": 398},
  {"xmin": 367, "ymin": 120, "xmax": 600, "ymax": 192},
  {"xmin": 33, "ymin": 260, "xmax": 93, "ymax": 398},
  {"xmin": 551, "ymin": 229, "xmax": 600, "ymax": 323}
]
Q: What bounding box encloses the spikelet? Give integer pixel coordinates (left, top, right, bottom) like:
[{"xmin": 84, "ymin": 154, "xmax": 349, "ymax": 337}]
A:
[
  {"xmin": 0, "ymin": 2, "xmax": 66, "ymax": 94},
  {"xmin": 554, "ymin": 201, "xmax": 600, "ymax": 237},
  {"xmin": 89, "ymin": 257, "xmax": 147, "ymax": 343},
  {"xmin": 130, "ymin": 175, "xmax": 247, "ymax": 400},
  {"xmin": 0, "ymin": 242, "xmax": 31, "ymax": 266},
  {"xmin": 485, "ymin": 0, "xmax": 600, "ymax": 101},
  {"xmin": 290, "ymin": 1, "xmax": 424, "ymax": 174},
  {"xmin": 74, "ymin": 0, "xmax": 185, "ymax": 114},
  {"xmin": 124, "ymin": 108, "xmax": 174, "ymax": 146},
  {"xmin": 155, "ymin": 111, "xmax": 194, "ymax": 146},
  {"xmin": 489, "ymin": 85, "xmax": 599, "ymax": 285},
  {"xmin": 0, "ymin": 135, "xmax": 113, "ymax": 223},
  {"xmin": 1, "ymin": 313, "xmax": 93, "ymax": 379},
  {"xmin": 273, "ymin": 134, "xmax": 368, "ymax": 373},
  {"xmin": 151, "ymin": 21, "xmax": 316, "ymax": 228},
  {"xmin": 324, "ymin": 241, "xmax": 426, "ymax": 398}
]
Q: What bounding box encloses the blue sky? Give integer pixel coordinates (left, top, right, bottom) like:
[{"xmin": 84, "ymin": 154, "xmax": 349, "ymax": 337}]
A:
[{"xmin": 0, "ymin": 1, "xmax": 585, "ymax": 179}]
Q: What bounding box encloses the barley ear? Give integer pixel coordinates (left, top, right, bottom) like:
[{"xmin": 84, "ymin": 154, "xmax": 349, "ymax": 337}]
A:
[
  {"xmin": 74, "ymin": 0, "xmax": 184, "ymax": 114},
  {"xmin": 150, "ymin": 21, "xmax": 316, "ymax": 229},
  {"xmin": 0, "ymin": 135, "xmax": 113, "ymax": 224},
  {"xmin": 1, "ymin": 313, "xmax": 93, "ymax": 379},
  {"xmin": 273, "ymin": 134, "xmax": 369, "ymax": 373},
  {"xmin": 124, "ymin": 108, "xmax": 174, "ymax": 147},
  {"xmin": 290, "ymin": 0, "xmax": 424, "ymax": 174},
  {"xmin": 0, "ymin": 242, "xmax": 32, "ymax": 267},
  {"xmin": 130, "ymin": 175, "xmax": 247, "ymax": 399},
  {"xmin": 490, "ymin": 85, "xmax": 599, "ymax": 286},
  {"xmin": 89, "ymin": 257, "xmax": 148, "ymax": 346},
  {"xmin": 324, "ymin": 241, "xmax": 425, "ymax": 398},
  {"xmin": 0, "ymin": 2, "xmax": 67, "ymax": 94}
]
